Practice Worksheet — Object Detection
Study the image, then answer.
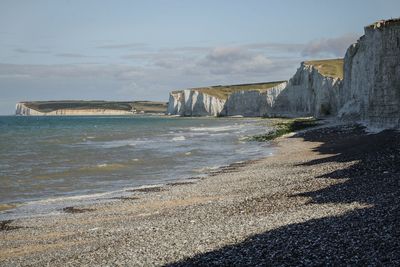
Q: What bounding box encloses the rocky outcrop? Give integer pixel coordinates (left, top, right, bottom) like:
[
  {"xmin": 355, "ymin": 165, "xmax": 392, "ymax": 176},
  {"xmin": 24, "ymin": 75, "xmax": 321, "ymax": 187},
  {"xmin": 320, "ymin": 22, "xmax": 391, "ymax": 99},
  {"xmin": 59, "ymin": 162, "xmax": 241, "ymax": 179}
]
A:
[
  {"xmin": 167, "ymin": 90, "xmax": 226, "ymax": 116},
  {"xmin": 15, "ymin": 102, "xmax": 133, "ymax": 116},
  {"xmin": 270, "ymin": 62, "xmax": 342, "ymax": 118},
  {"xmin": 339, "ymin": 19, "xmax": 400, "ymax": 128}
]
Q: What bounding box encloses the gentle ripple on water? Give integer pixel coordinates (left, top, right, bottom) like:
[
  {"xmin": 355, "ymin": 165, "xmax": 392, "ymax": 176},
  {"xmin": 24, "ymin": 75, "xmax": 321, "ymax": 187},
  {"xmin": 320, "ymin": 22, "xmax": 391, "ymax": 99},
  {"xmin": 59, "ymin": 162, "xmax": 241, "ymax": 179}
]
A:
[{"xmin": 0, "ymin": 115, "xmax": 274, "ymax": 219}]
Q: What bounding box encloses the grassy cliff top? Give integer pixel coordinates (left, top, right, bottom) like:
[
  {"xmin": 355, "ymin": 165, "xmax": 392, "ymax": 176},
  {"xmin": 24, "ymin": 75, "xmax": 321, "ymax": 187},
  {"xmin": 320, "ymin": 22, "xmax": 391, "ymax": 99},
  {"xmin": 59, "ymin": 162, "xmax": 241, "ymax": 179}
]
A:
[
  {"xmin": 304, "ymin": 58, "xmax": 344, "ymax": 79},
  {"xmin": 21, "ymin": 100, "xmax": 167, "ymax": 113},
  {"xmin": 366, "ymin": 18, "xmax": 400, "ymax": 29},
  {"xmin": 173, "ymin": 81, "xmax": 287, "ymax": 100}
]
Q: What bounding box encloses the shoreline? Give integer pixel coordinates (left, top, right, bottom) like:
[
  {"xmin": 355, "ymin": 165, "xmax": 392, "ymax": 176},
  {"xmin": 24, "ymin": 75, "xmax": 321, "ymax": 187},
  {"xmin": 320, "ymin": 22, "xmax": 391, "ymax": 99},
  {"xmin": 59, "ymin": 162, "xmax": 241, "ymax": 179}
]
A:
[
  {"xmin": 0, "ymin": 144, "xmax": 275, "ymax": 221},
  {"xmin": 0, "ymin": 116, "xmax": 275, "ymax": 219},
  {"xmin": 0, "ymin": 157, "xmax": 270, "ymax": 221},
  {"xmin": 1, "ymin": 122, "xmax": 399, "ymax": 265}
]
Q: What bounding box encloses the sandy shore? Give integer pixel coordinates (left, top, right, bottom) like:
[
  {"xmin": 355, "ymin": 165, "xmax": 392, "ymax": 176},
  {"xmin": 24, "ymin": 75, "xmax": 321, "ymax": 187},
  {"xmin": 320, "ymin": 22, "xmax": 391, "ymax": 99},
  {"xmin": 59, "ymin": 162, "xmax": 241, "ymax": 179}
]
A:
[{"xmin": 1, "ymin": 123, "xmax": 399, "ymax": 266}]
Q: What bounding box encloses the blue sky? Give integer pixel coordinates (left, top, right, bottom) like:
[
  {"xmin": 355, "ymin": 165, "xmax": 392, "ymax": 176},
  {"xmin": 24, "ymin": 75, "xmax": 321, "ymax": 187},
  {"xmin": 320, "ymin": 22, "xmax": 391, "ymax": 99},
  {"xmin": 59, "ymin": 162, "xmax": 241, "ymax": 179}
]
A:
[{"xmin": 0, "ymin": 0, "xmax": 399, "ymax": 114}]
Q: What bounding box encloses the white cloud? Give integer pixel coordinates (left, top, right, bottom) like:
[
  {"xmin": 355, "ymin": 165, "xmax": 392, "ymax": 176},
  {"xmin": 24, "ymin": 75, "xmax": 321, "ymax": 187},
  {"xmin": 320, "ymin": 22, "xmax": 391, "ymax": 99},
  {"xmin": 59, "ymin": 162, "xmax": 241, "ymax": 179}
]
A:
[
  {"xmin": 302, "ymin": 33, "xmax": 359, "ymax": 57},
  {"xmin": 0, "ymin": 63, "xmax": 144, "ymax": 79},
  {"xmin": 55, "ymin": 53, "xmax": 105, "ymax": 58},
  {"xmin": 14, "ymin": 48, "xmax": 51, "ymax": 54},
  {"xmin": 196, "ymin": 46, "xmax": 273, "ymax": 75},
  {"xmin": 96, "ymin": 43, "xmax": 147, "ymax": 49}
]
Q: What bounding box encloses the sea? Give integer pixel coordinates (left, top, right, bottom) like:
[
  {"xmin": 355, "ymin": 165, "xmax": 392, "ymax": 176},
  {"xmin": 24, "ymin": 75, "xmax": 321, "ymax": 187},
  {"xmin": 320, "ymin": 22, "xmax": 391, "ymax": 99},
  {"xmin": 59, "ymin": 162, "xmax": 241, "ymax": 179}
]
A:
[{"xmin": 0, "ymin": 115, "xmax": 274, "ymax": 219}]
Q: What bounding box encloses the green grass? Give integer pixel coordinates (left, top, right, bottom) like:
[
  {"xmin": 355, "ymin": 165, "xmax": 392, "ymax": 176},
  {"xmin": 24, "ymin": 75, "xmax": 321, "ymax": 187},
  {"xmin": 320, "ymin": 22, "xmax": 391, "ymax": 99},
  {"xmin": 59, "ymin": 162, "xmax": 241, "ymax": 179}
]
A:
[
  {"xmin": 304, "ymin": 58, "xmax": 344, "ymax": 79},
  {"xmin": 174, "ymin": 81, "xmax": 287, "ymax": 100},
  {"xmin": 23, "ymin": 100, "xmax": 167, "ymax": 113},
  {"xmin": 248, "ymin": 118, "xmax": 319, "ymax": 142}
]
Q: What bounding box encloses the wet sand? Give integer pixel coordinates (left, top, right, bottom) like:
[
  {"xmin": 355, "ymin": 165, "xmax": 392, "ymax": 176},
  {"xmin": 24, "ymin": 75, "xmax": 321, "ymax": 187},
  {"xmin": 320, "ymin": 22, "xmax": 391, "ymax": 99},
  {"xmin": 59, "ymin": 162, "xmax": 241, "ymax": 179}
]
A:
[{"xmin": 1, "ymin": 123, "xmax": 399, "ymax": 266}]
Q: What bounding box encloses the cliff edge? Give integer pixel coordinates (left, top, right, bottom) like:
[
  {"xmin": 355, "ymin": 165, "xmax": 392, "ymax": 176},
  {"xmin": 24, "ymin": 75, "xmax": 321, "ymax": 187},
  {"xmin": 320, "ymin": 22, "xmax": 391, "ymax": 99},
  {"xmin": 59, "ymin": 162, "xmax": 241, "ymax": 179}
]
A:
[
  {"xmin": 167, "ymin": 82, "xmax": 286, "ymax": 116},
  {"xmin": 167, "ymin": 59, "xmax": 343, "ymax": 118},
  {"xmin": 16, "ymin": 101, "xmax": 167, "ymax": 116},
  {"xmin": 270, "ymin": 59, "xmax": 343, "ymax": 118},
  {"xmin": 339, "ymin": 18, "xmax": 400, "ymax": 128}
]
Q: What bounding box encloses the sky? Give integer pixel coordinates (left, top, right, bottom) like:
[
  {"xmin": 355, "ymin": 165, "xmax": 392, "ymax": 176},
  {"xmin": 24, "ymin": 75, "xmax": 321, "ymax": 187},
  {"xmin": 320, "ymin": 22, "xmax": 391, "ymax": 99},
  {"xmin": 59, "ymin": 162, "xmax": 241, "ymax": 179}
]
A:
[{"xmin": 0, "ymin": 0, "xmax": 399, "ymax": 114}]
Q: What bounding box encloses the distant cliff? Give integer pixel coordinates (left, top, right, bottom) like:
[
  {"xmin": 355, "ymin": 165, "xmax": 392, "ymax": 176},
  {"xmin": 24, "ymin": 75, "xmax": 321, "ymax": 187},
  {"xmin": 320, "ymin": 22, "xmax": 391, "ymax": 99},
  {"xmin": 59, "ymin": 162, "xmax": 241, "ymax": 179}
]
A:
[
  {"xmin": 16, "ymin": 101, "xmax": 167, "ymax": 116},
  {"xmin": 167, "ymin": 90, "xmax": 226, "ymax": 116},
  {"xmin": 167, "ymin": 82, "xmax": 287, "ymax": 116},
  {"xmin": 271, "ymin": 60, "xmax": 343, "ymax": 118},
  {"xmin": 338, "ymin": 19, "xmax": 400, "ymax": 128},
  {"xmin": 167, "ymin": 59, "xmax": 342, "ymax": 118},
  {"xmin": 221, "ymin": 82, "xmax": 288, "ymax": 117}
]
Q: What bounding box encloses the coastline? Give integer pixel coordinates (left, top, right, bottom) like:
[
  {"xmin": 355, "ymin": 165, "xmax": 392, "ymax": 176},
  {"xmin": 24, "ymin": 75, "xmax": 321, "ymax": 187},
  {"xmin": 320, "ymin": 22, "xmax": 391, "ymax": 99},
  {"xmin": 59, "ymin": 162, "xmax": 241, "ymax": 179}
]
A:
[
  {"xmin": 0, "ymin": 116, "xmax": 275, "ymax": 219},
  {"xmin": 1, "ymin": 122, "xmax": 400, "ymax": 265},
  {"xmin": 0, "ymin": 157, "xmax": 273, "ymax": 221}
]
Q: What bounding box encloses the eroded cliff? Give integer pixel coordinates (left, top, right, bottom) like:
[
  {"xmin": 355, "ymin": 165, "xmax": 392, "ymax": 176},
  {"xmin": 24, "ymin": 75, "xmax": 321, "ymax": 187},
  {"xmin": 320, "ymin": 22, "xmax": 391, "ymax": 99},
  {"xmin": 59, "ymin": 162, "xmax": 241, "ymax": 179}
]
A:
[
  {"xmin": 167, "ymin": 60, "xmax": 342, "ymax": 118},
  {"xmin": 339, "ymin": 19, "xmax": 400, "ymax": 128},
  {"xmin": 222, "ymin": 82, "xmax": 288, "ymax": 117},
  {"xmin": 167, "ymin": 90, "xmax": 226, "ymax": 116},
  {"xmin": 270, "ymin": 60, "xmax": 343, "ymax": 118},
  {"xmin": 167, "ymin": 82, "xmax": 288, "ymax": 116}
]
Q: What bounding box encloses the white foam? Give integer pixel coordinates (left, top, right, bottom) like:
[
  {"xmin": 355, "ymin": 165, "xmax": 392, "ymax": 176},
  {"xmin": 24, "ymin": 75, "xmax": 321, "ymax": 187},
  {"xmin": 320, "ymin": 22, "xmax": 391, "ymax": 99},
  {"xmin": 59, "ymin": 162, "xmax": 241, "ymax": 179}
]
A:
[
  {"xmin": 97, "ymin": 163, "xmax": 108, "ymax": 168},
  {"xmin": 189, "ymin": 125, "xmax": 243, "ymax": 132},
  {"xmin": 172, "ymin": 136, "xmax": 186, "ymax": 141},
  {"xmin": 78, "ymin": 139, "xmax": 146, "ymax": 148},
  {"xmin": 28, "ymin": 191, "xmax": 113, "ymax": 204}
]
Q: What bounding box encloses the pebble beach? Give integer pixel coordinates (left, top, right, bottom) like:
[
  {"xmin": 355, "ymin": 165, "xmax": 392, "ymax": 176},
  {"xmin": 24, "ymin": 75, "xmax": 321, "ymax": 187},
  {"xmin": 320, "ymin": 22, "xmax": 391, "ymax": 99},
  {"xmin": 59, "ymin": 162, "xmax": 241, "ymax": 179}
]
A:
[{"xmin": 1, "ymin": 123, "xmax": 399, "ymax": 266}]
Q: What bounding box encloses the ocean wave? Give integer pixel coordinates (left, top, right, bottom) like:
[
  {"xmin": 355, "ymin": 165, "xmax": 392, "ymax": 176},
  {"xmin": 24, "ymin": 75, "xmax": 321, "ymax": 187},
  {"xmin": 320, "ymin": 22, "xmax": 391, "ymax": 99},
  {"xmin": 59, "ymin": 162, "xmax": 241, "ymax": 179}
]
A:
[
  {"xmin": 77, "ymin": 139, "xmax": 140, "ymax": 148},
  {"xmin": 189, "ymin": 125, "xmax": 243, "ymax": 132},
  {"xmin": 193, "ymin": 165, "xmax": 222, "ymax": 173},
  {"xmin": 0, "ymin": 203, "xmax": 18, "ymax": 212},
  {"xmin": 172, "ymin": 136, "xmax": 186, "ymax": 141},
  {"xmin": 93, "ymin": 163, "xmax": 127, "ymax": 170},
  {"xmin": 34, "ymin": 162, "xmax": 129, "ymax": 179},
  {"xmin": 1, "ymin": 116, "xmax": 275, "ymax": 220}
]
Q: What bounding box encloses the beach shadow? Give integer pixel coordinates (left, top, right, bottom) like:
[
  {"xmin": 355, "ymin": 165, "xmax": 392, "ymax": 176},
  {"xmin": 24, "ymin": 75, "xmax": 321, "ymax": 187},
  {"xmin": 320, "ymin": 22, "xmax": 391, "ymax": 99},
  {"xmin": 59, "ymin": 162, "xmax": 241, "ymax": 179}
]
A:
[{"xmin": 166, "ymin": 124, "xmax": 400, "ymax": 266}]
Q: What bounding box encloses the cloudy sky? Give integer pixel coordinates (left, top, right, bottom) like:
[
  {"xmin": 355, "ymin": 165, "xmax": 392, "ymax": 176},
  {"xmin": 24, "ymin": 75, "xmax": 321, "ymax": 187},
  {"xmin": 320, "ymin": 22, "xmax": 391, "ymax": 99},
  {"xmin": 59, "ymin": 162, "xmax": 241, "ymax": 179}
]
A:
[{"xmin": 0, "ymin": 0, "xmax": 399, "ymax": 114}]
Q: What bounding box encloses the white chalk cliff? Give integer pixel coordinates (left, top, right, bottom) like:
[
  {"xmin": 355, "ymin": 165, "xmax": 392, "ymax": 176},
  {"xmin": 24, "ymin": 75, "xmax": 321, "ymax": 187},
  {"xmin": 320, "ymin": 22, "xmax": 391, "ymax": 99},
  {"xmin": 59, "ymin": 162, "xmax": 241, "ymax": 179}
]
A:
[
  {"xmin": 221, "ymin": 82, "xmax": 288, "ymax": 117},
  {"xmin": 167, "ymin": 89, "xmax": 226, "ymax": 116},
  {"xmin": 270, "ymin": 63, "xmax": 342, "ymax": 118},
  {"xmin": 167, "ymin": 62, "xmax": 342, "ymax": 118},
  {"xmin": 15, "ymin": 103, "xmax": 45, "ymax": 116},
  {"xmin": 15, "ymin": 103, "xmax": 133, "ymax": 116},
  {"xmin": 167, "ymin": 18, "xmax": 400, "ymax": 129},
  {"xmin": 339, "ymin": 19, "xmax": 400, "ymax": 128}
]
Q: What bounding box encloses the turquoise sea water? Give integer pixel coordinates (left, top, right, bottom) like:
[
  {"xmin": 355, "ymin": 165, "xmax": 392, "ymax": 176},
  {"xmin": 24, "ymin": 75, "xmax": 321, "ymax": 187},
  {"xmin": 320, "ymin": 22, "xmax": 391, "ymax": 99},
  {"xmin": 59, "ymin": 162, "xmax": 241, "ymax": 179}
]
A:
[{"xmin": 0, "ymin": 115, "xmax": 273, "ymax": 218}]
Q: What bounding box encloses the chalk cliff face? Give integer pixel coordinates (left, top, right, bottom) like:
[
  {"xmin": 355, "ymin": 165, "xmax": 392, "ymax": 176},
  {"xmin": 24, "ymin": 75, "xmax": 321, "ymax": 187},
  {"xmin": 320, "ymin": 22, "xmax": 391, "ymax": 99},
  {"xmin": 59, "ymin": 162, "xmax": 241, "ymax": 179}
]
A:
[
  {"xmin": 339, "ymin": 20, "xmax": 400, "ymax": 128},
  {"xmin": 270, "ymin": 63, "xmax": 342, "ymax": 118},
  {"xmin": 15, "ymin": 103, "xmax": 44, "ymax": 115},
  {"xmin": 222, "ymin": 82, "xmax": 287, "ymax": 117},
  {"xmin": 167, "ymin": 19, "xmax": 400, "ymax": 127},
  {"xmin": 15, "ymin": 103, "xmax": 133, "ymax": 116},
  {"xmin": 167, "ymin": 90, "xmax": 226, "ymax": 116},
  {"xmin": 167, "ymin": 62, "xmax": 342, "ymax": 118}
]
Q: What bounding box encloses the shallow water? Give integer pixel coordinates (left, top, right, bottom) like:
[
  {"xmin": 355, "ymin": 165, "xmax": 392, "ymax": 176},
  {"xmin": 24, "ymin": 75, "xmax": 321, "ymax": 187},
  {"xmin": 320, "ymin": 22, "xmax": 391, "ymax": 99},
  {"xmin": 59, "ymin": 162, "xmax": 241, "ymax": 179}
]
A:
[{"xmin": 0, "ymin": 115, "xmax": 273, "ymax": 218}]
